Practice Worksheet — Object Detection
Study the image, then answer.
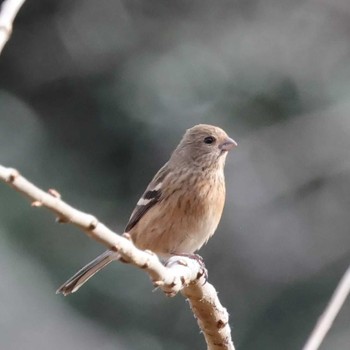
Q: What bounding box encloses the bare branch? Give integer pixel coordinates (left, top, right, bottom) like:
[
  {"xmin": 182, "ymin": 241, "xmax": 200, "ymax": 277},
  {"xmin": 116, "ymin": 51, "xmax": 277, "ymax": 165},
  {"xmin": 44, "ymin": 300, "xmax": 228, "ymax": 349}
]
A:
[
  {"xmin": 182, "ymin": 281, "xmax": 233, "ymax": 349},
  {"xmin": 0, "ymin": 0, "xmax": 25, "ymax": 54},
  {"xmin": 0, "ymin": 164, "xmax": 235, "ymax": 350},
  {"xmin": 302, "ymin": 265, "xmax": 350, "ymax": 350}
]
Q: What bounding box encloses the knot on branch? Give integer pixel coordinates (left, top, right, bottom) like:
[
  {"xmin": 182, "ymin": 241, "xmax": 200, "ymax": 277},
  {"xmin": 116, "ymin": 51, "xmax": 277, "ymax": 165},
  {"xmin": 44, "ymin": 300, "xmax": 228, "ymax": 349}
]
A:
[
  {"xmin": 5, "ymin": 168, "xmax": 19, "ymax": 183},
  {"xmin": 48, "ymin": 188, "xmax": 61, "ymax": 198},
  {"xmin": 87, "ymin": 218, "xmax": 98, "ymax": 230}
]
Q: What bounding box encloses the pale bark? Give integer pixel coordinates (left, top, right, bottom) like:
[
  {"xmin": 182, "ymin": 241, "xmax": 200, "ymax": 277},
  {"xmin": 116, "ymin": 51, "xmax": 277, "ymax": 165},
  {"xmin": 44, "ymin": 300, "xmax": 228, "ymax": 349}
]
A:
[
  {"xmin": 0, "ymin": 164, "xmax": 235, "ymax": 350},
  {"xmin": 302, "ymin": 265, "xmax": 350, "ymax": 350},
  {"xmin": 0, "ymin": 0, "xmax": 25, "ymax": 53}
]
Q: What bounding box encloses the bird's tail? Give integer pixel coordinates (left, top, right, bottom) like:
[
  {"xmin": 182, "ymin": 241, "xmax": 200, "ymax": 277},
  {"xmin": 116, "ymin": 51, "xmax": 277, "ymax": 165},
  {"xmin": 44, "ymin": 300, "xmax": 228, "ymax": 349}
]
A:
[{"xmin": 56, "ymin": 249, "xmax": 119, "ymax": 296}]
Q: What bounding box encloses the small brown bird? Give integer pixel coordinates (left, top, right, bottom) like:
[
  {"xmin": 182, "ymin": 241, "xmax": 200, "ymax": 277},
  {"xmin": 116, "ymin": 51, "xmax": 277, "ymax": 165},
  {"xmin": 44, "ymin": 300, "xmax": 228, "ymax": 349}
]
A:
[{"xmin": 57, "ymin": 124, "xmax": 237, "ymax": 295}]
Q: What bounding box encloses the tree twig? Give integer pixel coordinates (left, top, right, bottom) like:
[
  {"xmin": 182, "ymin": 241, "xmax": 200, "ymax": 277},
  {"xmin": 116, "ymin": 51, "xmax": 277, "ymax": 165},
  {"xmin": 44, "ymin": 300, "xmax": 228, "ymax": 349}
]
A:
[
  {"xmin": 302, "ymin": 265, "xmax": 350, "ymax": 350},
  {"xmin": 0, "ymin": 0, "xmax": 25, "ymax": 54},
  {"xmin": 0, "ymin": 164, "xmax": 235, "ymax": 350}
]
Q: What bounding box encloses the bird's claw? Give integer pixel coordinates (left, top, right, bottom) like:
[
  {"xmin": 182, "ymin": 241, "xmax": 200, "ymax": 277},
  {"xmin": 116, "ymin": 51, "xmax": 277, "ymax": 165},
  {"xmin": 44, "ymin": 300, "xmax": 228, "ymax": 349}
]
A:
[{"xmin": 171, "ymin": 253, "xmax": 208, "ymax": 284}]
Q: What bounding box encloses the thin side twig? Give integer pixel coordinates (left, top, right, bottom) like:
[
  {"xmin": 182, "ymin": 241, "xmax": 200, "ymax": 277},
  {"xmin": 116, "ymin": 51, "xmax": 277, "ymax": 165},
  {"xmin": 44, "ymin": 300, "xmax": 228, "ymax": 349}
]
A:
[
  {"xmin": 302, "ymin": 265, "xmax": 350, "ymax": 350},
  {"xmin": 0, "ymin": 0, "xmax": 25, "ymax": 54},
  {"xmin": 0, "ymin": 164, "xmax": 235, "ymax": 350}
]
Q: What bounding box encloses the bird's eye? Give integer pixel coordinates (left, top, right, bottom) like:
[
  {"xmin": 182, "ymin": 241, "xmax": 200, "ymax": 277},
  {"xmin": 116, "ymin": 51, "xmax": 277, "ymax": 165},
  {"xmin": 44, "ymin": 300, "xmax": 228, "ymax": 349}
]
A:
[{"xmin": 203, "ymin": 136, "xmax": 216, "ymax": 144}]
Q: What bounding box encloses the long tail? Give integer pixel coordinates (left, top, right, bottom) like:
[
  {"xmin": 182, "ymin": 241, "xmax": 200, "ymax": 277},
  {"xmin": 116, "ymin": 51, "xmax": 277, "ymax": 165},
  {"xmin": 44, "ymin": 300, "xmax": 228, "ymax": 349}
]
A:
[{"xmin": 56, "ymin": 249, "xmax": 119, "ymax": 296}]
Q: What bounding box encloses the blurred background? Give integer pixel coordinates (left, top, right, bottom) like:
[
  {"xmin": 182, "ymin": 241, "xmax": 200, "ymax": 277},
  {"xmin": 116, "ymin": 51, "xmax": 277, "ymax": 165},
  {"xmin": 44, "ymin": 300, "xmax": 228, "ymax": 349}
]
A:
[{"xmin": 0, "ymin": 0, "xmax": 349, "ymax": 349}]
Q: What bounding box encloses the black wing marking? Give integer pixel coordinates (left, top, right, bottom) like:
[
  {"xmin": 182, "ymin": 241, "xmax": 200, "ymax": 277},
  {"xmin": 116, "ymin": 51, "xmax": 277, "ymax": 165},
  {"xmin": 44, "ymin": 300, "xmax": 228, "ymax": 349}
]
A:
[
  {"xmin": 124, "ymin": 163, "xmax": 169, "ymax": 232},
  {"xmin": 124, "ymin": 189, "xmax": 161, "ymax": 232}
]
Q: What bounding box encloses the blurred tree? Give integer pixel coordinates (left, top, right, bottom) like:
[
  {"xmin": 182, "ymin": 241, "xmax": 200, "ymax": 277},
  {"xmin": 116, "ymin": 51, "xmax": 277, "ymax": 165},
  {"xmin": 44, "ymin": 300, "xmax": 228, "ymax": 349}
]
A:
[{"xmin": 0, "ymin": 0, "xmax": 349, "ymax": 349}]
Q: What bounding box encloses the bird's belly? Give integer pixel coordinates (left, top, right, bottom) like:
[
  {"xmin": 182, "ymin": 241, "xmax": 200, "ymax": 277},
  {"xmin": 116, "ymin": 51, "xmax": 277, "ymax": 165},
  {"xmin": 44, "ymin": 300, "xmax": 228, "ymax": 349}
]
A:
[
  {"xmin": 172, "ymin": 208, "xmax": 221, "ymax": 254},
  {"xmin": 132, "ymin": 202, "xmax": 221, "ymax": 256},
  {"xmin": 131, "ymin": 176, "xmax": 225, "ymax": 256}
]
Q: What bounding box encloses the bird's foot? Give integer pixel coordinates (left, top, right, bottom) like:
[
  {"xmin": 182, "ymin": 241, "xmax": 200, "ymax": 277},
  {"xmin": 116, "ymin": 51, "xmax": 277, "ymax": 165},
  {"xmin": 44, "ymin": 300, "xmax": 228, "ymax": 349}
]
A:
[{"xmin": 170, "ymin": 253, "xmax": 208, "ymax": 283}]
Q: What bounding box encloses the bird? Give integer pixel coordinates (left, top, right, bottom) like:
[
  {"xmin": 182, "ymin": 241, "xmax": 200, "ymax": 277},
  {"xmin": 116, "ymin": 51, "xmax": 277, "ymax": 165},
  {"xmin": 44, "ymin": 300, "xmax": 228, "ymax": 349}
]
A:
[{"xmin": 57, "ymin": 124, "xmax": 237, "ymax": 295}]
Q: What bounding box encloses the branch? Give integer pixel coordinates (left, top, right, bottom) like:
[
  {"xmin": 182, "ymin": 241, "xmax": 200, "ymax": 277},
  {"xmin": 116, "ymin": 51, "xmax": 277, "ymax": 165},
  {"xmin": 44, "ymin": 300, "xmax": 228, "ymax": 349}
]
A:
[
  {"xmin": 0, "ymin": 0, "xmax": 25, "ymax": 54},
  {"xmin": 0, "ymin": 164, "xmax": 235, "ymax": 350},
  {"xmin": 302, "ymin": 265, "xmax": 350, "ymax": 350}
]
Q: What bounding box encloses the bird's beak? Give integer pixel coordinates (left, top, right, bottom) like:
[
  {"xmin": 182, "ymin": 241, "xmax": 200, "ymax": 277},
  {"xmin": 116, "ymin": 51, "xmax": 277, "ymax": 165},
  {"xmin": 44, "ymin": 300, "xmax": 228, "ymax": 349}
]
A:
[{"xmin": 219, "ymin": 137, "xmax": 238, "ymax": 151}]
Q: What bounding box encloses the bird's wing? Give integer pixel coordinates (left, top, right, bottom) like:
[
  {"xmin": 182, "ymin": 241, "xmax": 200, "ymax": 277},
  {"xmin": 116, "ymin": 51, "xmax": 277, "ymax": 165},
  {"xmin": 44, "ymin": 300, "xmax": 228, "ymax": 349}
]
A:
[{"xmin": 125, "ymin": 163, "xmax": 170, "ymax": 232}]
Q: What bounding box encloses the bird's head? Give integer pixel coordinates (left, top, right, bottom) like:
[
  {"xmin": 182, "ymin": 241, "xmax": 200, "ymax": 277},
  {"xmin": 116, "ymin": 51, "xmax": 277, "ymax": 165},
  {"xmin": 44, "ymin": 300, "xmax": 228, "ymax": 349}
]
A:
[{"xmin": 172, "ymin": 124, "xmax": 237, "ymax": 169}]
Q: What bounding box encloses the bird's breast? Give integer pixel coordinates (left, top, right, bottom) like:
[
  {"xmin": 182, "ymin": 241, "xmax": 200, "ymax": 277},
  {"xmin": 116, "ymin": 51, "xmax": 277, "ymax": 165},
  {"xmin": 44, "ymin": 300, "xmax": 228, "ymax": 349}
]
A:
[{"xmin": 131, "ymin": 170, "xmax": 226, "ymax": 256}]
